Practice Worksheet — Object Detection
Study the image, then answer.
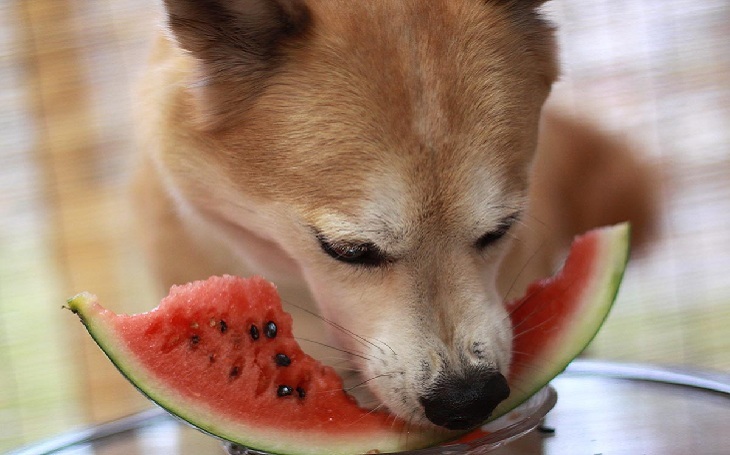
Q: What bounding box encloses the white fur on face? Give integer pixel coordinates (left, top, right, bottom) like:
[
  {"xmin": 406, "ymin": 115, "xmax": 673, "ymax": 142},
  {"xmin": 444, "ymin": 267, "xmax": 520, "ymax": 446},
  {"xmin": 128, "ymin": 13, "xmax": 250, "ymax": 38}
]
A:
[{"xmin": 296, "ymin": 166, "xmax": 520, "ymax": 426}]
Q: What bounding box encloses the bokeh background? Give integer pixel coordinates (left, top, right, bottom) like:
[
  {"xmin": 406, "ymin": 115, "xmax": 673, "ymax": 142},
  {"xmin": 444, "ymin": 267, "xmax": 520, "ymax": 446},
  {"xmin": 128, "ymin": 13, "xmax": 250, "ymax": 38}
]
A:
[{"xmin": 1, "ymin": 0, "xmax": 728, "ymax": 451}]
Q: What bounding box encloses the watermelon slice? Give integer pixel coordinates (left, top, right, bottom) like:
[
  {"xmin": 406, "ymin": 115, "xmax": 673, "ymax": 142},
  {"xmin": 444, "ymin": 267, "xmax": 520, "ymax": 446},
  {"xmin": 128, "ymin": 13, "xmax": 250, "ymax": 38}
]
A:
[
  {"xmin": 66, "ymin": 223, "xmax": 629, "ymax": 454},
  {"xmin": 495, "ymin": 222, "xmax": 630, "ymax": 418}
]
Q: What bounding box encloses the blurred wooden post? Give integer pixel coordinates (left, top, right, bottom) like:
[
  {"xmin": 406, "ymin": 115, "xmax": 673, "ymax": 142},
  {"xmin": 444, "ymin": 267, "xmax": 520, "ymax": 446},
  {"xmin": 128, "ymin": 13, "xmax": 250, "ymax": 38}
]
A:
[{"xmin": 19, "ymin": 0, "xmax": 148, "ymax": 423}]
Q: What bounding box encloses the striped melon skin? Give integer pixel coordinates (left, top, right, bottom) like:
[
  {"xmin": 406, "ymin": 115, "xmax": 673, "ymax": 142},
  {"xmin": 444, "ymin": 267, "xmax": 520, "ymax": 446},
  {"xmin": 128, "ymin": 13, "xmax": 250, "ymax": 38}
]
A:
[{"xmin": 66, "ymin": 224, "xmax": 629, "ymax": 454}]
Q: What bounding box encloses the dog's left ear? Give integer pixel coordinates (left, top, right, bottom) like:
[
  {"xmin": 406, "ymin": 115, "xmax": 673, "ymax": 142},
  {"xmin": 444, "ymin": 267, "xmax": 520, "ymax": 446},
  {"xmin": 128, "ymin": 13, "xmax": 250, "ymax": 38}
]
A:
[
  {"xmin": 164, "ymin": 0, "xmax": 311, "ymax": 67},
  {"xmin": 163, "ymin": 0, "xmax": 312, "ymax": 128}
]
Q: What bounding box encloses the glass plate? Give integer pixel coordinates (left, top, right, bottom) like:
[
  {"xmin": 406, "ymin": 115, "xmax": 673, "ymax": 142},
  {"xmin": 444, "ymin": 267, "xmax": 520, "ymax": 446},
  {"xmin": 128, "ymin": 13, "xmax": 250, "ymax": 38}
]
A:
[{"xmin": 224, "ymin": 385, "xmax": 557, "ymax": 455}]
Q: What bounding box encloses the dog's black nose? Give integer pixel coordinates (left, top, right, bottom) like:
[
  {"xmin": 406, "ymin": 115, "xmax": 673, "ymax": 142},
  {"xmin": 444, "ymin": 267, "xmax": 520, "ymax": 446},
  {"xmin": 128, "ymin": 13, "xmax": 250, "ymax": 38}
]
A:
[{"xmin": 419, "ymin": 369, "xmax": 510, "ymax": 430}]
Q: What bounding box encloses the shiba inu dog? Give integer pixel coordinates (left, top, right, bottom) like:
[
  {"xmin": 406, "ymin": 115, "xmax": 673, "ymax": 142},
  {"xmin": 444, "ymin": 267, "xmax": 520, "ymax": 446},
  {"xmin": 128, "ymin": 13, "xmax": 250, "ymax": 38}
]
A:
[{"xmin": 134, "ymin": 0, "xmax": 657, "ymax": 430}]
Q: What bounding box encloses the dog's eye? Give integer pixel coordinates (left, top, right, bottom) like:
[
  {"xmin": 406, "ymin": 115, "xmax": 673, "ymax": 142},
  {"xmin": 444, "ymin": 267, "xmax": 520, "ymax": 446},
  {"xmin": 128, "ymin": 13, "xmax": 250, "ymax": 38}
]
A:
[
  {"xmin": 476, "ymin": 228, "xmax": 509, "ymax": 249},
  {"xmin": 476, "ymin": 214, "xmax": 520, "ymax": 250},
  {"xmin": 317, "ymin": 236, "xmax": 388, "ymax": 267}
]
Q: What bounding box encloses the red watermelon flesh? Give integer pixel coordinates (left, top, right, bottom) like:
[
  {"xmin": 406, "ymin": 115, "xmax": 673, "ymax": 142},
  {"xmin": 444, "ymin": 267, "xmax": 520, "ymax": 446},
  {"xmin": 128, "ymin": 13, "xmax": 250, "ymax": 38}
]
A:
[
  {"xmin": 491, "ymin": 222, "xmax": 630, "ymax": 418},
  {"xmin": 68, "ymin": 276, "xmax": 445, "ymax": 454},
  {"xmin": 66, "ymin": 223, "xmax": 630, "ymax": 454}
]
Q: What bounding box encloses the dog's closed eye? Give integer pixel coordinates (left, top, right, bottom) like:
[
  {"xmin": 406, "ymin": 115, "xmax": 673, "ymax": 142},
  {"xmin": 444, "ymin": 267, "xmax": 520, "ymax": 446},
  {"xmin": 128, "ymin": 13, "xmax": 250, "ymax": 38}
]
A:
[
  {"xmin": 316, "ymin": 234, "xmax": 389, "ymax": 267},
  {"xmin": 475, "ymin": 213, "xmax": 520, "ymax": 250}
]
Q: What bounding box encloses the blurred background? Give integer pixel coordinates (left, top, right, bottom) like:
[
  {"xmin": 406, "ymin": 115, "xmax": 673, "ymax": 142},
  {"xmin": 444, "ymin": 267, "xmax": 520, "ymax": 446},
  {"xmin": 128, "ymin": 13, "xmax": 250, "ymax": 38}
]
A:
[{"xmin": 1, "ymin": 0, "xmax": 728, "ymax": 451}]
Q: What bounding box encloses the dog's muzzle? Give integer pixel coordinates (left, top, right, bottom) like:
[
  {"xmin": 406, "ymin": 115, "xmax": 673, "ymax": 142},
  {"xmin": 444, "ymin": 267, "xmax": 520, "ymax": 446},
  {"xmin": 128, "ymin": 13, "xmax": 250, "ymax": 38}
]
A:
[{"xmin": 419, "ymin": 368, "xmax": 510, "ymax": 430}]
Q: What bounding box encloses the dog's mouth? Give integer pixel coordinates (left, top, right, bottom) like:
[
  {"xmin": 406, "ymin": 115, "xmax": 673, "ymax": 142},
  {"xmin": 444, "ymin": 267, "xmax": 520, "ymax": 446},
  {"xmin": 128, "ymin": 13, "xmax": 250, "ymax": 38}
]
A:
[
  {"xmin": 343, "ymin": 336, "xmax": 513, "ymax": 430},
  {"xmin": 348, "ymin": 365, "xmax": 511, "ymax": 431}
]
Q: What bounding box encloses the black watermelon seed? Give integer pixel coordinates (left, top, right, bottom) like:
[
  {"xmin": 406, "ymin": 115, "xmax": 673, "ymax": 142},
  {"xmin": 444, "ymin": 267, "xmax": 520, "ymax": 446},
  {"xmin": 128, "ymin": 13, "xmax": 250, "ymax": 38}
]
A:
[
  {"xmin": 229, "ymin": 366, "xmax": 240, "ymax": 378},
  {"xmin": 219, "ymin": 320, "xmax": 228, "ymax": 334},
  {"xmin": 277, "ymin": 385, "xmax": 293, "ymax": 397},
  {"xmin": 296, "ymin": 387, "xmax": 306, "ymax": 399},
  {"xmin": 264, "ymin": 321, "xmax": 277, "ymax": 338},
  {"xmin": 190, "ymin": 334, "xmax": 200, "ymax": 346},
  {"xmin": 538, "ymin": 425, "xmax": 556, "ymax": 435},
  {"xmin": 274, "ymin": 353, "xmax": 291, "ymax": 367},
  {"xmin": 209, "ymin": 353, "xmax": 216, "ymax": 363},
  {"xmin": 250, "ymin": 324, "xmax": 260, "ymax": 340}
]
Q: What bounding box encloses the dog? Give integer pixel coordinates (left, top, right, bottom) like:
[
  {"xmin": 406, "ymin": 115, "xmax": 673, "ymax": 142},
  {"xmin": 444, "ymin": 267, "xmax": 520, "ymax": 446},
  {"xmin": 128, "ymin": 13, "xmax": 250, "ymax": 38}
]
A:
[{"xmin": 133, "ymin": 0, "xmax": 658, "ymax": 430}]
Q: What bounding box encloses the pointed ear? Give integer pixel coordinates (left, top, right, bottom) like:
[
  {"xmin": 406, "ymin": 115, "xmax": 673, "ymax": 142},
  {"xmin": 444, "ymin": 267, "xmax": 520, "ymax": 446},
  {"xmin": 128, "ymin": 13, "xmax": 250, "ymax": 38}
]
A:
[
  {"xmin": 163, "ymin": 0, "xmax": 311, "ymax": 69},
  {"xmin": 162, "ymin": 0, "xmax": 311, "ymax": 128}
]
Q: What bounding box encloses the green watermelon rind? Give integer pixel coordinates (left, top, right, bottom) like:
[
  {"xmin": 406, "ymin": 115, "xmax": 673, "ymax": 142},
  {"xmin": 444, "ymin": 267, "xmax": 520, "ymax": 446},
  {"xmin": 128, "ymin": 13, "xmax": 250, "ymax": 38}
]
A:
[
  {"xmin": 67, "ymin": 293, "xmax": 446, "ymax": 455},
  {"xmin": 489, "ymin": 222, "xmax": 631, "ymax": 421}
]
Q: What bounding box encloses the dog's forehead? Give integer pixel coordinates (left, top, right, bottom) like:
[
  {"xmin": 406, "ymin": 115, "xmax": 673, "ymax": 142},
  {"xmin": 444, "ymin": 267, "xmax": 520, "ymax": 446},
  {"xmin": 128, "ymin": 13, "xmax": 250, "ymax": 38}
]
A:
[
  {"xmin": 220, "ymin": 0, "xmax": 551, "ymax": 224},
  {"xmin": 302, "ymin": 1, "xmax": 555, "ymax": 123}
]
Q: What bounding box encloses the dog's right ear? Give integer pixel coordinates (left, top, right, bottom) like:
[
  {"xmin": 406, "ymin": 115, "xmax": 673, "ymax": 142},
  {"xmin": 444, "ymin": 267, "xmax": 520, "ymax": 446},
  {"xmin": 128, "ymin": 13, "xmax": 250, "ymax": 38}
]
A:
[{"xmin": 163, "ymin": 0, "xmax": 311, "ymax": 71}]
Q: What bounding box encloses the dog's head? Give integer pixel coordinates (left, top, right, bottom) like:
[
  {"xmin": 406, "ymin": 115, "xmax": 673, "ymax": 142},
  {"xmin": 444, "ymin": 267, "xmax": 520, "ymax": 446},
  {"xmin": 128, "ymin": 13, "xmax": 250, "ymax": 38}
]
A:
[{"xmin": 159, "ymin": 0, "xmax": 557, "ymax": 429}]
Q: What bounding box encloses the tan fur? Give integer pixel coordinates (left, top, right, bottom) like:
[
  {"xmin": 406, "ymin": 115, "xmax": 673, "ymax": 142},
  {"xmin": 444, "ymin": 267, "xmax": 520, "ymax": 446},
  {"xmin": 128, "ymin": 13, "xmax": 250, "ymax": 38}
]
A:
[{"xmin": 134, "ymin": 0, "xmax": 657, "ymax": 428}]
